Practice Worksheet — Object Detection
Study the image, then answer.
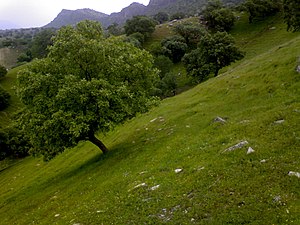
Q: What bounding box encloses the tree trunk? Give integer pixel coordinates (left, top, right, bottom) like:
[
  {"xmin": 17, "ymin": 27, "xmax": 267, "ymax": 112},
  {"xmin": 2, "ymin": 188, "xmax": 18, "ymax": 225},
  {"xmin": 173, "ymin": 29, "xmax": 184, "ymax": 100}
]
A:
[{"xmin": 88, "ymin": 134, "xmax": 108, "ymax": 154}]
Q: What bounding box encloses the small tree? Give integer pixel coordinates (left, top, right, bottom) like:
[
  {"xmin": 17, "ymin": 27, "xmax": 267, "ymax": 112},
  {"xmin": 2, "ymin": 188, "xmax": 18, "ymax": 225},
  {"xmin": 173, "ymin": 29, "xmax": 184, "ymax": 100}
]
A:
[
  {"xmin": 174, "ymin": 22, "xmax": 207, "ymax": 49},
  {"xmin": 283, "ymin": 0, "xmax": 300, "ymax": 32},
  {"xmin": 153, "ymin": 12, "xmax": 169, "ymax": 24},
  {"xmin": 0, "ymin": 87, "xmax": 10, "ymax": 110},
  {"xmin": 0, "ymin": 64, "xmax": 7, "ymax": 78},
  {"xmin": 183, "ymin": 32, "xmax": 244, "ymax": 82},
  {"xmin": 243, "ymin": 0, "xmax": 281, "ymax": 23},
  {"xmin": 161, "ymin": 35, "xmax": 188, "ymax": 63},
  {"xmin": 16, "ymin": 20, "xmax": 159, "ymax": 161},
  {"xmin": 124, "ymin": 16, "xmax": 157, "ymax": 40},
  {"xmin": 202, "ymin": 0, "xmax": 236, "ymax": 32}
]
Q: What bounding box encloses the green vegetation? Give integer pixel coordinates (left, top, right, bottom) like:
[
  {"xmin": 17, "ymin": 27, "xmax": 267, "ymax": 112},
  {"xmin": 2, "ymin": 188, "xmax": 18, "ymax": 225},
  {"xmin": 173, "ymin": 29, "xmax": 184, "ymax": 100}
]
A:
[
  {"xmin": 16, "ymin": 20, "xmax": 159, "ymax": 160},
  {"xmin": 0, "ymin": 10, "xmax": 299, "ymax": 225},
  {"xmin": 283, "ymin": 0, "xmax": 300, "ymax": 32}
]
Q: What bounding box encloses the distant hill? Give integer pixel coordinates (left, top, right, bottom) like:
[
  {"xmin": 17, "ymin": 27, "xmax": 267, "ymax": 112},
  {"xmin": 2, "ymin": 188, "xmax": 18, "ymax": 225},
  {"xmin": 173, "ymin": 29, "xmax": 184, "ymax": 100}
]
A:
[
  {"xmin": 44, "ymin": 0, "xmax": 245, "ymax": 28},
  {"xmin": 0, "ymin": 20, "xmax": 21, "ymax": 30}
]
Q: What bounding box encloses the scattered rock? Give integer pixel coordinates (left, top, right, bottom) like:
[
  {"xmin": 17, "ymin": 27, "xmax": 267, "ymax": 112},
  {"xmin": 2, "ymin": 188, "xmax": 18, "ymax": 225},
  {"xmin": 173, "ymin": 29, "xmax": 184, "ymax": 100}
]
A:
[
  {"xmin": 54, "ymin": 214, "xmax": 60, "ymax": 218},
  {"xmin": 150, "ymin": 185, "xmax": 160, "ymax": 191},
  {"xmin": 269, "ymin": 26, "xmax": 276, "ymax": 30},
  {"xmin": 274, "ymin": 119, "xmax": 285, "ymax": 124},
  {"xmin": 288, "ymin": 171, "xmax": 300, "ymax": 178},
  {"xmin": 129, "ymin": 183, "xmax": 147, "ymax": 191},
  {"xmin": 186, "ymin": 125, "xmax": 191, "ymax": 128},
  {"xmin": 260, "ymin": 159, "xmax": 267, "ymax": 163},
  {"xmin": 247, "ymin": 147, "xmax": 255, "ymax": 154},
  {"xmin": 296, "ymin": 65, "xmax": 300, "ymax": 73},
  {"xmin": 223, "ymin": 141, "xmax": 249, "ymax": 153},
  {"xmin": 150, "ymin": 118, "xmax": 157, "ymax": 123},
  {"xmin": 175, "ymin": 168, "xmax": 183, "ymax": 174},
  {"xmin": 213, "ymin": 116, "xmax": 227, "ymax": 123}
]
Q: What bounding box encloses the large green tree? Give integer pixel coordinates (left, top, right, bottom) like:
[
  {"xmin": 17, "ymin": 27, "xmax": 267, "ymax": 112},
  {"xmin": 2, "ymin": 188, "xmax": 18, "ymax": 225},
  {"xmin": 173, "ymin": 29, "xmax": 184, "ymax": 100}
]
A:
[
  {"xmin": 161, "ymin": 35, "xmax": 188, "ymax": 63},
  {"xmin": 16, "ymin": 20, "xmax": 159, "ymax": 160},
  {"xmin": 283, "ymin": 0, "xmax": 300, "ymax": 32},
  {"xmin": 183, "ymin": 32, "xmax": 244, "ymax": 82}
]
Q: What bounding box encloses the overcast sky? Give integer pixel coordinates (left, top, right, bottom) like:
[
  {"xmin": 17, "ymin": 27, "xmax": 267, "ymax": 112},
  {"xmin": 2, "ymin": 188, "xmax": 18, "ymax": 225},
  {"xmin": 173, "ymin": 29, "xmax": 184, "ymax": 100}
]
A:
[{"xmin": 0, "ymin": 0, "xmax": 150, "ymax": 29}]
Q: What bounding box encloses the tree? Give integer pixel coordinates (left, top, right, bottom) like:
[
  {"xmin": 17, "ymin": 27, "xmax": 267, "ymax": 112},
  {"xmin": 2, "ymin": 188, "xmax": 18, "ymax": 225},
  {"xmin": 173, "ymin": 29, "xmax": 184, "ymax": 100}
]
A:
[
  {"xmin": 170, "ymin": 12, "xmax": 185, "ymax": 20},
  {"xmin": 124, "ymin": 16, "xmax": 157, "ymax": 40},
  {"xmin": 174, "ymin": 22, "xmax": 207, "ymax": 49},
  {"xmin": 183, "ymin": 32, "xmax": 244, "ymax": 82},
  {"xmin": 0, "ymin": 87, "xmax": 10, "ymax": 110},
  {"xmin": 153, "ymin": 12, "xmax": 169, "ymax": 24},
  {"xmin": 243, "ymin": 0, "xmax": 281, "ymax": 23},
  {"xmin": 283, "ymin": 0, "xmax": 300, "ymax": 32},
  {"xmin": 16, "ymin": 20, "xmax": 159, "ymax": 161},
  {"xmin": 30, "ymin": 28, "xmax": 56, "ymax": 59},
  {"xmin": 0, "ymin": 65, "xmax": 7, "ymax": 78},
  {"xmin": 161, "ymin": 35, "xmax": 188, "ymax": 63},
  {"xmin": 202, "ymin": 0, "xmax": 236, "ymax": 32}
]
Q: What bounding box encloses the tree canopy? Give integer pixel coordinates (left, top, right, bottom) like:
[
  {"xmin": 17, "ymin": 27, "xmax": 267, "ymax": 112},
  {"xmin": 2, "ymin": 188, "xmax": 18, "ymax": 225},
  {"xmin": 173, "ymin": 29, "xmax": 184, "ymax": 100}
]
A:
[
  {"xmin": 183, "ymin": 32, "xmax": 244, "ymax": 82},
  {"xmin": 16, "ymin": 20, "xmax": 159, "ymax": 160},
  {"xmin": 161, "ymin": 35, "xmax": 188, "ymax": 63},
  {"xmin": 124, "ymin": 16, "xmax": 157, "ymax": 39},
  {"xmin": 283, "ymin": 0, "xmax": 300, "ymax": 32},
  {"xmin": 202, "ymin": 0, "xmax": 236, "ymax": 32},
  {"xmin": 0, "ymin": 64, "xmax": 7, "ymax": 78}
]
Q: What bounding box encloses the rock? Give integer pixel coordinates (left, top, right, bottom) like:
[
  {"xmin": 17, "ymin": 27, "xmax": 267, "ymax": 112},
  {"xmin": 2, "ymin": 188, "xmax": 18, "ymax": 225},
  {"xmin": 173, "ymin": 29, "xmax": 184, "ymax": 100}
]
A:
[
  {"xmin": 213, "ymin": 116, "xmax": 227, "ymax": 123},
  {"xmin": 129, "ymin": 183, "xmax": 147, "ymax": 191},
  {"xmin": 269, "ymin": 27, "xmax": 276, "ymax": 30},
  {"xmin": 150, "ymin": 185, "xmax": 160, "ymax": 191},
  {"xmin": 296, "ymin": 65, "xmax": 300, "ymax": 73},
  {"xmin": 247, "ymin": 147, "xmax": 255, "ymax": 154},
  {"xmin": 223, "ymin": 141, "xmax": 249, "ymax": 153},
  {"xmin": 175, "ymin": 168, "xmax": 183, "ymax": 173},
  {"xmin": 274, "ymin": 119, "xmax": 285, "ymax": 124},
  {"xmin": 260, "ymin": 159, "xmax": 267, "ymax": 163},
  {"xmin": 54, "ymin": 214, "xmax": 60, "ymax": 217},
  {"xmin": 288, "ymin": 171, "xmax": 300, "ymax": 178},
  {"xmin": 150, "ymin": 118, "xmax": 157, "ymax": 123}
]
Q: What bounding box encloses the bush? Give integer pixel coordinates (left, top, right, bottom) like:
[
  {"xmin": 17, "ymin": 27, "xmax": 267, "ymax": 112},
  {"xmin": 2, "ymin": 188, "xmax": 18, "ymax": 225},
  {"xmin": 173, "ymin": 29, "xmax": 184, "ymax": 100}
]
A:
[
  {"xmin": 161, "ymin": 35, "xmax": 188, "ymax": 63},
  {"xmin": 0, "ymin": 87, "xmax": 10, "ymax": 110},
  {"xmin": 0, "ymin": 64, "xmax": 7, "ymax": 78},
  {"xmin": 0, "ymin": 127, "xmax": 31, "ymax": 160}
]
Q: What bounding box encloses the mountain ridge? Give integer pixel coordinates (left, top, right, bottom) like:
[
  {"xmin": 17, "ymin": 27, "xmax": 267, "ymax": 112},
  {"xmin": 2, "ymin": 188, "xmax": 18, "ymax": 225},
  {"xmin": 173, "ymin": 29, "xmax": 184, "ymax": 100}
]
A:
[{"xmin": 44, "ymin": 0, "xmax": 245, "ymax": 28}]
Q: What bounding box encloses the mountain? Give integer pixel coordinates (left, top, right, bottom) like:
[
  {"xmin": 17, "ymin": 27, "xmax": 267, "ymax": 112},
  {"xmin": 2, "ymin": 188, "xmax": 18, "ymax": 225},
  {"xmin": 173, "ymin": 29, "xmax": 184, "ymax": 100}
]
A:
[
  {"xmin": 44, "ymin": 8, "xmax": 109, "ymax": 28},
  {"xmin": 44, "ymin": 0, "xmax": 245, "ymax": 28}
]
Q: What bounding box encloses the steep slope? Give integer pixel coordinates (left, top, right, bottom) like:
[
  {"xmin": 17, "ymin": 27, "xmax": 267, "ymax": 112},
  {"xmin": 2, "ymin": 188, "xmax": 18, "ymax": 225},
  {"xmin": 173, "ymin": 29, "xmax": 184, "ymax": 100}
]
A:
[{"xmin": 0, "ymin": 18, "xmax": 299, "ymax": 224}]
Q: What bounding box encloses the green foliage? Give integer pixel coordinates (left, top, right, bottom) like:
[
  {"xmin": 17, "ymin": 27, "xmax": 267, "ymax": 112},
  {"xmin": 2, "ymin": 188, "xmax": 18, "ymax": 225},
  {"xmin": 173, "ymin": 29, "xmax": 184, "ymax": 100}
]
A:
[
  {"xmin": 170, "ymin": 12, "xmax": 186, "ymax": 20},
  {"xmin": 153, "ymin": 12, "xmax": 170, "ymax": 24},
  {"xmin": 0, "ymin": 64, "xmax": 7, "ymax": 78},
  {"xmin": 283, "ymin": 0, "xmax": 300, "ymax": 32},
  {"xmin": 30, "ymin": 28, "xmax": 56, "ymax": 59},
  {"xmin": 0, "ymin": 126, "xmax": 30, "ymax": 160},
  {"xmin": 202, "ymin": 0, "xmax": 236, "ymax": 32},
  {"xmin": 16, "ymin": 20, "xmax": 159, "ymax": 161},
  {"xmin": 124, "ymin": 16, "xmax": 157, "ymax": 40},
  {"xmin": 0, "ymin": 87, "xmax": 10, "ymax": 110},
  {"xmin": 154, "ymin": 55, "xmax": 174, "ymax": 78},
  {"xmin": 183, "ymin": 31, "xmax": 244, "ymax": 82},
  {"xmin": 243, "ymin": 0, "xmax": 281, "ymax": 23},
  {"xmin": 106, "ymin": 23, "xmax": 123, "ymax": 36},
  {"xmin": 174, "ymin": 22, "xmax": 207, "ymax": 49},
  {"xmin": 161, "ymin": 35, "xmax": 188, "ymax": 63},
  {"xmin": 17, "ymin": 51, "xmax": 32, "ymax": 63}
]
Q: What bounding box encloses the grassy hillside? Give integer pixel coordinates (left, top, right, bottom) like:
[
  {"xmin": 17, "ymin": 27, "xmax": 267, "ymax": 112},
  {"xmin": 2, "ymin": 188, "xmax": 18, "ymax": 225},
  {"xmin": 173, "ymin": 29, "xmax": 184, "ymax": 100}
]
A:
[{"xmin": 0, "ymin": 17, "xmax": 300, "ymax": 224}]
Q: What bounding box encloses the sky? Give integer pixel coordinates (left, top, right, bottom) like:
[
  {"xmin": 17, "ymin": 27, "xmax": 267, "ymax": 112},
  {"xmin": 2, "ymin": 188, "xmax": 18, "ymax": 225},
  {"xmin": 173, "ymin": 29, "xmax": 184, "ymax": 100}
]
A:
[{"xmin": 0, "ymin": 0, "xmax": 150, "ymax": 29}]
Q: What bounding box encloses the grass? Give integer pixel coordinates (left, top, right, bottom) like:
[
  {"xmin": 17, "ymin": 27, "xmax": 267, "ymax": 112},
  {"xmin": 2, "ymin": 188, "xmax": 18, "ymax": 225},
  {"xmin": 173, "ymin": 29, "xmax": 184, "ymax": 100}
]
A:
[{"xmin": 0, "ymin": 16, "xmax": 300, "ymax": 224}]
